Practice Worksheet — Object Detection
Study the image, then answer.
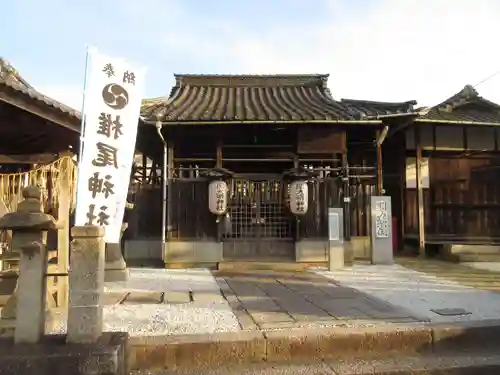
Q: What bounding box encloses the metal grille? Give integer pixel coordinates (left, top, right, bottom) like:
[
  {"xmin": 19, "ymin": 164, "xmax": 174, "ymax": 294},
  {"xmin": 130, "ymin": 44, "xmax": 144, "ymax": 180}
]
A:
[{"xmin": 222, "ymin": 179, "xmax": 293, "ymax": 239}]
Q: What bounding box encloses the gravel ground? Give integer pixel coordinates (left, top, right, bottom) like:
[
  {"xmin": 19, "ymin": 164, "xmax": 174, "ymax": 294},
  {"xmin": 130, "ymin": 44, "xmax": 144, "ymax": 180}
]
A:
[
  {"xmin": 313, "ymin": 264, "xmax": 500, "ymax": 323},
  {"xmin": 48, "ymin": 268, "xmax": 240, "ymax": 336}
]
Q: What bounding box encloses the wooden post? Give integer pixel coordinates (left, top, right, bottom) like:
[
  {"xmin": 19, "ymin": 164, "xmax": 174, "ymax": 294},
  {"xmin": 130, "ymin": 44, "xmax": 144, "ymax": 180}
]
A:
[
  {"xmin": 376, "ymin": 130, "xmax": 383, "ymax": 195},
  {"xmin": 57, "ymin": 154, "xmax": 71, "ymax": 307},
  {"xmin": 166, "ymin": 142, "xmax": 174, "ymax": 240},
  {"xmin": 415, "ymin": 126, "xmax": 426, "ymax": 257},
  {"xmin": 216, "ymin": 139, "xmax": 223, "ymax": 168}
]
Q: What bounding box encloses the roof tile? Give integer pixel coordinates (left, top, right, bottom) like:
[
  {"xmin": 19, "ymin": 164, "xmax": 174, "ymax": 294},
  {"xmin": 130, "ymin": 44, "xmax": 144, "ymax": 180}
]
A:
[
  {"xmin": 141, "ymin": 74, "xmax": 359, "ymax": 122},
  {"xmin": 419, "ymin": 85, "xmax": 500, "ymax": 124}
]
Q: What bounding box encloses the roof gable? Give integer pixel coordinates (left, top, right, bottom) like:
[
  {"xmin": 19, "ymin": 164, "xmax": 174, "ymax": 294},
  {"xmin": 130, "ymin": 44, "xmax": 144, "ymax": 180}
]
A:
[
  {"xmin": 419, "ymin": 85, "xmax": 500, "ymax": 124},
  {"xmin": 0, "ymin": 57, "xmax": 81, "ymax": 128}
]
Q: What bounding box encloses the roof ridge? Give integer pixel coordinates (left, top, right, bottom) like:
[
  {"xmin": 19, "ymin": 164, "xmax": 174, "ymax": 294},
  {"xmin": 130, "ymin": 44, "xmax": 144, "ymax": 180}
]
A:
[
  {"xmin": 341, "ymin": 98, "xmax": 417, "ymax": 106},
  {"xmin": 174, "ymin": 74, "xmax": 330, "ymax": 88}
]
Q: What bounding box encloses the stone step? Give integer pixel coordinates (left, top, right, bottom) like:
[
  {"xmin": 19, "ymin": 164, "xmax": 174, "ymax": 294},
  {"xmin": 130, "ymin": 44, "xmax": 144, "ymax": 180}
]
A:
[
  {"xmin": 458, "ymin": 253, "xmax": 500, "ymax": 262},
  {"xmin": 217, "ymin": 261, "xmax": 326, "ymax": 272},
  {"xmin": 130, "ymin": 351, "xmax": 500, "ymax": 375},
  {"xmin": 129, "ymin": 319, "xmax": 500, "ymax": 372}
]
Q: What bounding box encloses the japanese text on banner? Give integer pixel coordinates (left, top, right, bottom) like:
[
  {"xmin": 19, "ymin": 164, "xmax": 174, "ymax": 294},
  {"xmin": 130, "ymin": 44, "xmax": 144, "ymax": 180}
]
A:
[{"xmin": 75, "ymin": 49, "xmax": 147, "ymax": 243}]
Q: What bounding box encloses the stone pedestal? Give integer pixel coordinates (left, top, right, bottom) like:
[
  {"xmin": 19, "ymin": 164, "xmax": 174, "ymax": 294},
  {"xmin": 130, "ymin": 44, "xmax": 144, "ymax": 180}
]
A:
[
  {"xmin": 0, "ymin": 270, "xmax": 18, "ymax": 319},
  {"xmin": 370, "ymin": 196, "xmax": 394, "ymax": 265},
  {"xmin": 0, "ymin": 333, "xmax": 129, "ymax": 375},
  {"xmin": 0, "ymin": 186, "xmax": 58, "ymax": 344},
  {"xmin": 67, "ymin": 225, "xmax": 105, "ymax": 344},
  {"xmin": 328, "ymin": 208, "xmax": 345, "ymax": 271},
  {"xmin": 104, "ymin": 223, "xmax": 128, "ymax": 282}
]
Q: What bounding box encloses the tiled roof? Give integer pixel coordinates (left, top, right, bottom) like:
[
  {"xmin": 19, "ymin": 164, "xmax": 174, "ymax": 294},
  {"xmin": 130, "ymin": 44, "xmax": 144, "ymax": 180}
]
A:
[
  {"xmin": 340, "ymin": 99, "xmax": 417, "ymax": 117},
  {"xmin": 0, "ymin": 58, "xmax": 81, "ymax": 123},
  {"xmin": 141, "ymin": 74, "xmax": 366, "ymax": 123},
  {"xmin": 417, "ymin": 85, "xmax": 500, "ymax": 124}
]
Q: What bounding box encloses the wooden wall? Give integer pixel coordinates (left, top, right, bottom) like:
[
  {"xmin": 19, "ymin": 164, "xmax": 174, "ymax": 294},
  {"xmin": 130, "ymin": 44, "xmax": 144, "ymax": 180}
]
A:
[
  {"xmin": 403, "ymin": 123, "xmax": 500, "ymax": 242},
  {"xmin": 405, "ymin": 154, "xmax": 500, "ymax": 240}
]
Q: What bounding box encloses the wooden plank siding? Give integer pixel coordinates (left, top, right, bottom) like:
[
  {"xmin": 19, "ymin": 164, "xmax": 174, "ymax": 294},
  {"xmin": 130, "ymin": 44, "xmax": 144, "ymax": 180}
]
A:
[{"xmin": 405, "ymin": 154, "xmax": 500, "ymax": 242}]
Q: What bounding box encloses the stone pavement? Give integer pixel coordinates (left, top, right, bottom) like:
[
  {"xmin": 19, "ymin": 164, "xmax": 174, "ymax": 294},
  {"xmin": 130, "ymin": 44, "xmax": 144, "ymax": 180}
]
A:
[
  {"xmin": 213, "ymin": 269, "xmax": 425, "ymax": 331},
  {"xmin": 316, "ymin": 261, "xmax": 500, "ymax": 323},
  {"xmin": 37, "ymin": 268, "xmax": 239, "ymax": 336},
  {"xmin": 398, "ymin": 257, "xmax": 500, "ymax": 291}
]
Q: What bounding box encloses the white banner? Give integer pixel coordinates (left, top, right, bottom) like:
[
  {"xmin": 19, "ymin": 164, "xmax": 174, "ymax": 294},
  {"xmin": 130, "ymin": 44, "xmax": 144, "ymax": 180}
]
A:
[{"xmin": 75, "ymin": 48, "xmax": 147, "ymax": 243}]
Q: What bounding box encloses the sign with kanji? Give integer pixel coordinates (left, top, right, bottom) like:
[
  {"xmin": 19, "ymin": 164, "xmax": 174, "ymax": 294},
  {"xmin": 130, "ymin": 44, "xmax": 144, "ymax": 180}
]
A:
[{"xmin": 75, "ymin": 48, "xmax": 147, "ymax": 243}]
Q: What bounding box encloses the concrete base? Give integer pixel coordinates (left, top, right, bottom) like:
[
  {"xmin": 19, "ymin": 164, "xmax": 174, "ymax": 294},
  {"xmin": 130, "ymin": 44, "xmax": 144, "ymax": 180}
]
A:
[
  {"xmin": 105, "ymin": 244, "xmax": 128, "ymax": 282},
  {"xmin": 443, "ymin": 244, "xmax": 500, "ymax": 263},
  {"xmin": 328, "ymin": 244, "xmax": 344, "ymax": 270},
  {"xmin": 129, "ymin": 319, "xmax": 500, "ymax": 371},
  {"xmin": 0, "ymin": 332, "xmax": 128, "ymax": 375},
  {"xmin": 104, "ymin": 267, "xmax": 129, "ymax": 282}
]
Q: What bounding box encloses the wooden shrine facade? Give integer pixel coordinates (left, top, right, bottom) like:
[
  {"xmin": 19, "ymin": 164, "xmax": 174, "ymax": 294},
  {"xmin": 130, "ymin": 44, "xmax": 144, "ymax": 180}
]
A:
[
  {"xmin": 384, "ymin": 85, "xmax": 500, "ymax": 254},
  {"xmin": 129, "ymin": 74, "xmax": 416, "ymax": 266}
]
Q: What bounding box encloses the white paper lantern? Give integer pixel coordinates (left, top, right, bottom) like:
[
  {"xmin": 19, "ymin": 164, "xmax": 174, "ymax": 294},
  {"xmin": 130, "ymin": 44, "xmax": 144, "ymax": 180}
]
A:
[
  {"xmin": 289, "ymin": 181, "xmax": 308, "ymax": 215},
  {"xmin": 208, "ymin": 180, "xmax": 228, "ymax": 215}
]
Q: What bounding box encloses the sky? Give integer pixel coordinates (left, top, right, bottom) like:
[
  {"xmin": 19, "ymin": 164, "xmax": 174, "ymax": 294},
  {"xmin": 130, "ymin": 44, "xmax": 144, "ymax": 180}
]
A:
[{"xmin": 2, "ymin": 0, "xmax": 500, "ymax": 110}]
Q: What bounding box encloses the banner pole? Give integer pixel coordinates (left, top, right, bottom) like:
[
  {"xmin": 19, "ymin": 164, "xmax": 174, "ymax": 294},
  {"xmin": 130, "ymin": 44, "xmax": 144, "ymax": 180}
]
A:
[
  {"xmin": 78, "ymin": 45, "xmax": 90, "ymax": 163},
  {"xmin": 75, "ymin": 46, "xmax": 91, "ymax": 210}
]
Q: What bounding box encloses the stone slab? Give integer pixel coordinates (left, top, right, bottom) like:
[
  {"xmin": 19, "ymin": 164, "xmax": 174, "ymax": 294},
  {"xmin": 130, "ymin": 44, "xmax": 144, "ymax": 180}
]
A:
[
  {"xmin": 264, "ymin": 325, "xmax": 433, "ymax": 362},
  {"xmin": 103, "ymin": 292, "xmax": 128, "ymax": 306},
  {"xmin": 432, "ymin": 319, "xmax": 500, "ymax": 351},
  {"xmin": 164, "ymin": 291, "xmax": 191, "ymax": 304},
  {"xmin": 127, "ymin": 319, "xmax": 500, "ymax": 371},
  {"xmin": 250, "ymin": 312, "xmax": 294, "ymax": 324},
  {"xmin": 0, "ymin": 332, "xmax": 128, "ymax": 375},
  {"xmin": 123, "ymin": 292, "xmax": 163, "ymax": 305},
  {"xmin": 104, "ymin": 268, "xmax": 129, "ymax": 282},
  {"xmin": 129, "ymin": 331, "xmax": 266, "ymax": 370}
]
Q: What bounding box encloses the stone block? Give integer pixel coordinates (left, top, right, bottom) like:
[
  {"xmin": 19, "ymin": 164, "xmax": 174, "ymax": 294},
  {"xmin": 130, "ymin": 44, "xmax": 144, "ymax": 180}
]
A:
[
  {"xmin": 15, "ymin": 238, "xmax": 47, "ymax": 344},
  {"xmin": 123, "ymin": 292, "xmax": 163, "ymax": 304},
  {"xmin": 328, "ymin": 244, "xmax": 344, "ymax": 270},
  {"xmin": 69, "ymin": 269, "xmax": 103, "ymax": 293},
  {"xmin": 264, "ymin": 325, "xmax": 433, "ymax": 362},
  {"xmin": 104, "ymin": 268, "xmax": 129, "ymax": 282},
  {"xmin": 163, "ymin": 291, "xmax": 191, "ymax": 304},
  {"xmin": 103, "ymin": 293, "xmax": 127, "ymax": 306},
  {"xmin": 0, "ymin": 332, "xmax": 128, "ymax": 375},
  {"xmin": 71, "ymin": 225, "xmax": 105, "ymax": 238},
  {"xmin": 105, "ymin": 243, "xmax": 128, "ymax": 282},
  {"xmin": 67, "ymin": 305, "xmax": 103, "ymax": 344},
  {"xmin": 69, "ymin": 291, "xmax": 101, "ymax": 306},
  {"xmin": 432, "ymin": 319, "xmax": 500, "ymax": 351},
  {"xmin": 129, "ymin": 331, "xmax": 266, "ymax": 370},
  {"xmin": 295, "ymin": 240, "xmax": 328, "ymax": 262}
]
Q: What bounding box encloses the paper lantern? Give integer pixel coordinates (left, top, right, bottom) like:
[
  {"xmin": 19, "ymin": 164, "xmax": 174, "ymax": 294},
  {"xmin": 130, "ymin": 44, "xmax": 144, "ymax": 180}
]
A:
[
  {"xmin": 289, "ymin": 181, "xmax": 308, "ymax": 215},
  {"xmin": 208, "ymin": 180, "xmax": 228, "ymax": 215}
]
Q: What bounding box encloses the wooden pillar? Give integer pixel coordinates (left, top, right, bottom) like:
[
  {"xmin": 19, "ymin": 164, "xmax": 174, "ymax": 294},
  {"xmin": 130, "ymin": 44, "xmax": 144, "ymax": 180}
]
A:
[
  {"xmin": 376, "ymin": 130, "xmax": 383, "ymax": 195},
  {"xmin": 57, "ymin": 153, "xmax": 71, "ymax": 307},
  {"xmin": 415, "ymin": 126, "xmax": 426, "ymax": 257},
  {"xmin": 216, "ymin": 139, "xmax": 223, "ymax": 168},
  {"xmin": 216, "ymin": 139, "xmax": 223, "ymax": 242},
  {"xmin": 399, "ymin": 135, "xmax": 407, "ymax": 252},
  {"xmin": 166, "ymin": 142, "xmax": 174, "ymax": 240},
  {"xmin": 342, "ymin": 131, "xmax": 351, "ymax": 242}
]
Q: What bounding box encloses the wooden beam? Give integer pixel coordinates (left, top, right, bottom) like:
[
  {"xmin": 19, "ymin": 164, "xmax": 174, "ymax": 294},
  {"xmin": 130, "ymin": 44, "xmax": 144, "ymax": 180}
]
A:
[
  {"xmin": 415, "ymin": 125, "xmax": 426, "ymax": 257},
  {"xmin": 0, "ymin": 87, "xmax": 79, "ymax": 133},
  {"xmin": 0, "ymin": 153, "xmax": 57, "ymax": 164}
]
